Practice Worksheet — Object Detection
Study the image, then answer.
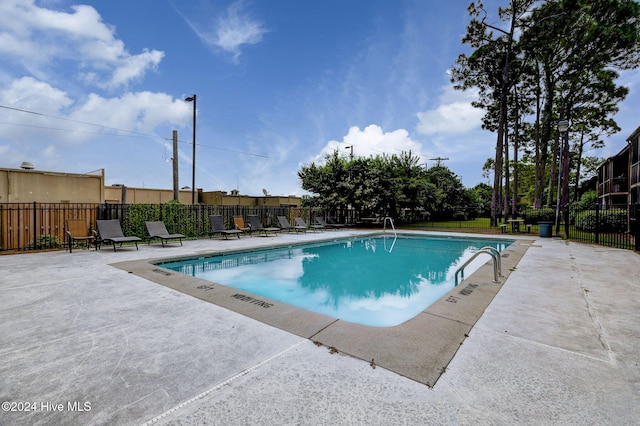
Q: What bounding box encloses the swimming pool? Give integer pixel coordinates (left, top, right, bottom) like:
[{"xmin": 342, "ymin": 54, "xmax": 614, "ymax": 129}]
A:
[{"xmin": 159, "ymin": 234, "xmax": 512, "ymax": 327}]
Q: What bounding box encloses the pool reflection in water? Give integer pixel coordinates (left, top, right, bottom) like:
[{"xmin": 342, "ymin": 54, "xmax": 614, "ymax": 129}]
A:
[{"xmin": 160, "ymin": 235, "xmax": 511, "ymax": 327}]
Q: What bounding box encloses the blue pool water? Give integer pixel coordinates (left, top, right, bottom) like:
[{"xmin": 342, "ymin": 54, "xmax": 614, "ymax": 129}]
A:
[{"xmin": 159, "ymin": 234, "xmax": 511, "ymax": 327}]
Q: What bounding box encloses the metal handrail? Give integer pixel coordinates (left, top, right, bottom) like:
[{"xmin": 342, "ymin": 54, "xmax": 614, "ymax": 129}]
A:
[
  {"xmin": 383, "ymin": 217, "xmax": 397, "ymax": 236},
  {"xmin": 479, "ymin": 246, "xmax": 502, "ymax": 276},
  {"xmin": 383, "ymin": 235, "xmax": 397, "ymax": 253},
  {"xmin": 454, "ymin": 248, "xmax": 500, "ymax": 286}
]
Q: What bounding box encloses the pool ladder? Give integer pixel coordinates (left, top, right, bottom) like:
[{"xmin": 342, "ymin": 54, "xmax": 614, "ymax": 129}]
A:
[
  {"xmin": 382, "ymin": 217, "xmax": 398, "ymax": 252},
  {"xmin": 383, "ymin": 217, "xmax": 397, "ymax": 236},
  {"xmin": 454, "ymin": 246, "xmax": 502, "ymax": 286}
]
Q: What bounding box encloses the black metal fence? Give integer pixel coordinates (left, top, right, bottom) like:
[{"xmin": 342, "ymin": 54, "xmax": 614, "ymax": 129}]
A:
[
  {"xmin": 566, "ymin": 204, "xmax": 637, "ymax": 250},
  {"xmin": 415, "ymin": 204, "xmax": 638, "ymax": 251},
  {"xmin": 0, "ymin": 203, "xmax": 323, "ymax": 253},
  {"xmin": 2, "ymin": 202, "xmax": 638, "ymax": 253}
]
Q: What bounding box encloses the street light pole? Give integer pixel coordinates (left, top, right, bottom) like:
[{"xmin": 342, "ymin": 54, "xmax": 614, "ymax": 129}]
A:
[
  {"xmin": 185, "ymin": 94, "xmax": 197, "ymax": 204},
  {"xmin": 556, "ymin": 120, "xmax": 569, "ymax": 235},
  {"xmin": 345, "ymin": 145, "xmax": 353, "ymax": 160}
]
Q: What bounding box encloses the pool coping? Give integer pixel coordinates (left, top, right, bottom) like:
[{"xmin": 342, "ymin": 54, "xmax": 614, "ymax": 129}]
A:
[{"xmin": 112, "ymin": 232, "xmax": 534, "ymax": 387}]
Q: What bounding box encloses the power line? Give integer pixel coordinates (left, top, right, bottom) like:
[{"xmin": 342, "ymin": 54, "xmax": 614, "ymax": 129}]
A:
[
  {"xmin": 0, "ymin": 104, "xmax": 153, "ymax": 138},
  {"xmin": 0, "ymin": 104, "xmax": 271, "ymax": 159}
]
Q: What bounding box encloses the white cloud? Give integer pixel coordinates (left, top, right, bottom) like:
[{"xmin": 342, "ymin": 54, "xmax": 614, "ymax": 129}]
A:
[
  {"xmin": 0, "ymin": 77, "xmax": 75, "ymax": 144},
  {"xmin": 309, "ymin": 124, "xmax": 426, "ymax": 165},
  {"xmin": 416, "ymin": 85, "xmax": 483, "ymax": 135},
  {"xmin": 1, "ymin": 76, "xmax": 192, "ymax": 152},
  {"xmin": 72, "ymin": 92, "xmax": 192, "ymax": 133},
  {"xmin": 0, "ymin": 0, "xmax": 164, "ymax": 90},
  {"xmin": 185, "ymin": 1, "xmax": 267, "ymax": 62},
  {"xmin": 2, "ymin": 76, "xmax": 73, "ymax": 113},
  {"xmin": 103, "ymin": 49, "xmax": 164, "ymax": 89}
]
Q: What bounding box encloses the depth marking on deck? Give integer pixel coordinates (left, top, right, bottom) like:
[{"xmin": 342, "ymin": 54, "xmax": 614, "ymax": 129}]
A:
[
  {"xmin": 231, "ymin": 293, "xmax": 274, "ymax": 308},
  {"xmin": 458, "ymin": 283, "xmax": 479, "ymax": 296},
  {"xmin": 446, "ymin": 283, "xmax": 479, "ymax": 303}
]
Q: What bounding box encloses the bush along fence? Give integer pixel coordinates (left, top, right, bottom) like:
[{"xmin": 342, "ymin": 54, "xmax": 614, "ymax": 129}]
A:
[
  {"xmin": 0, "ymin": 203, "xmax": 324, "ymax": 253},
  {"xmin": 413, "ymin": 204, "xmax": 639, "ymax": 251},
  {"xmin": 1, "ymin": 202, "xmax": 638, "ymax": 253},
  {"xmin": 568, "ymin": 203, "xmax": 637, "ymax": 250}
]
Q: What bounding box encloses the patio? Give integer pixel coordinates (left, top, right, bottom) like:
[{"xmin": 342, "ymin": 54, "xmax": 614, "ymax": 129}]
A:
[{"xmin": 1, "ymin": 230, "xmax": 639, "ymax": 425}]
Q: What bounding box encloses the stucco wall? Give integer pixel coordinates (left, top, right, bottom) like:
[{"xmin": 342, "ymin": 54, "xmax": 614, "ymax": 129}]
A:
[
  {"xmin": 0, "ymin": 168, "xmax": 104, "ymax": 203},
  {"xmin": 200, "ymin": 191, "xmax": 301, "ymax": 207},
  {"xmin": 104, "ymin": 186, "xmax": 193, "ymax": 204},
  {"xmin": 0, "ymin": 167, "xmax": 300, "ymax": 206}
]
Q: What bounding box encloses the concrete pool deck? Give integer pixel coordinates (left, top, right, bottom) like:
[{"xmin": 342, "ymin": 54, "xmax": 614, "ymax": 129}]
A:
[
  {"xmin": 1, "ymin": 230, "xmax": 639, "ymax": 425},
  {"xmin": 113, "ymin": 232, "xmax": 533, "ymax": 388}
]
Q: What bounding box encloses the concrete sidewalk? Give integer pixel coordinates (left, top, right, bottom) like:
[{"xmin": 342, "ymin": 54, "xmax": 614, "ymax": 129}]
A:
[{"xmin": 1, "ymin": 231, "xmax": 638, "ymax": 425}]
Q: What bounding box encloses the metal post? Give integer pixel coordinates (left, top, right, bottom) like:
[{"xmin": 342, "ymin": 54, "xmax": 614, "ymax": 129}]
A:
[
  {"xmin": 634, "ymin": 204, "xmax": 640, "ymax": 251},
  {"xmin": 172, "ymin": 130, "xmax": 179, "ymax": 201},
  {"xmin": 562, "ymin": 131, "xmax": 571, "ymax": 238},
  {"xmin": 556, "ymin": 120, "xmax": 569, "ymax": 236},
  {"xmin": 185, "ymin": 94, "xmax": 197, "ymax": 204}
]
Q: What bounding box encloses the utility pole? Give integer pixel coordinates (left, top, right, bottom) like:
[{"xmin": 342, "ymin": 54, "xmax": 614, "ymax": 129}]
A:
[{"xmin": 429, "ymin": 157, "xmax": 450, "ymax": 167}]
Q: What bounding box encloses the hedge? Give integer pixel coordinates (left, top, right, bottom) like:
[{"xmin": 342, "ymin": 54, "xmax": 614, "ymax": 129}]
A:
[{"xmin": 574, "ymin": 209, "xmax": 627, "ymax": 233}]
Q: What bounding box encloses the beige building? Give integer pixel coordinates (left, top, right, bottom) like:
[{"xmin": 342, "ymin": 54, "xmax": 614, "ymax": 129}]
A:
[
  {"xmin": 0, "ymin": 166, "xmax": 301, "ymax": 206},
  {"xmin": 201, "ymin": 190, "xmax": 301, "ymax": 207},
  {"xmin": 104, "ymin": 185, "xmax": 194, "ymax": 204},
  {"xmin": 0, "ymin": 167, "xmax": 105, "ymax": 203}
]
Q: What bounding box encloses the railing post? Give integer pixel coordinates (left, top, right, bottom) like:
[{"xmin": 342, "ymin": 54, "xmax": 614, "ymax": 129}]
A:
[
  {"xmin": 633, "ymin": 204, "xmax": 640, "ymax": 251},
  {"xmin": 595, "ymin": 204, "xmax": 600, "ymax": 245},
  {"xmin": 33, "ymin": 201, "xmax": 38, "ymax": 250}
]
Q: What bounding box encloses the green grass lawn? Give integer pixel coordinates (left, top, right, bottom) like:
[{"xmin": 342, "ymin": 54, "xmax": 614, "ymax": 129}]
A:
[
  {"xmin": 403, "ymin": 220, "xmax": 634, "ymax": 249},
  {"xmin": 401, "ymin": 218, "xmax": 545, "ymax": 236}
]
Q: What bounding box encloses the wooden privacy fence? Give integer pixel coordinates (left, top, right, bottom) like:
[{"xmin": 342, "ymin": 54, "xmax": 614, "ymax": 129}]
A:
[
  {"xmin": 0, "ymin": 203, "xmax": 325, "ymax": 253},
  {"xmin": 0, "ymin": 203, "xmax": 99, "ymax": 252}
]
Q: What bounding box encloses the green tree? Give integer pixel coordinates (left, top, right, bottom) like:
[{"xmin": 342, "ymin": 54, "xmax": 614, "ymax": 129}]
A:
[
  {"xmin": 454, "ymin": 0, "xmax": 640, "ymax": 219},
  {"xmin": 298, "ymin": 150, "xmax": 349, "ymax": 212},
  {"xmin": 467, "ymin": 183, "xmax": 493, "ymax": 216},
  {"xmin": 299, "ymin": 151, "xmax": 472, "ymax": 222},
  {"xmin": 452, "ymin": 0, "xmax": 535, "ymax": 224},
  {"xmin": 423, "ymin": 166, "xmax": 471, "ymax": 220}
]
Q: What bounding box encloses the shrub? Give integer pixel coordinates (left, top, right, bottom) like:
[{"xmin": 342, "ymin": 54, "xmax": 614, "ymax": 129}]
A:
[
  {"xmin": 521, "ymin": 208, "xmax": 556, "ymax": 224},
  {"xmin": 574, "ymin": 191, "xmax": 598, "ymax": 210},
  {"xmin": 574, "ymin": 209, "xmax": 627, "ymax": 233},
  {"xmin": 452, "ymin": 211, "xmax": 467, "ymax": 221},
  {"xmin": 29, "ymin": 234, "xmax": 62, "ymax": 249}
]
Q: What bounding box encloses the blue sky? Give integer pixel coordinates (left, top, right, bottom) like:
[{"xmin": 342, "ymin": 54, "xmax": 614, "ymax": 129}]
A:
[{"xmin": 1, "ymin": 0, "xmax": 639, "ymax": 197}]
